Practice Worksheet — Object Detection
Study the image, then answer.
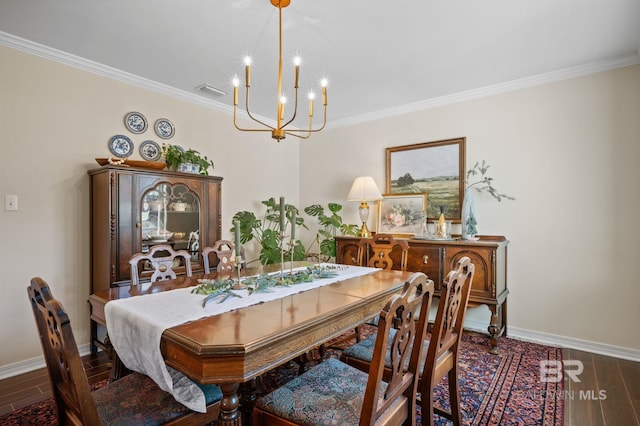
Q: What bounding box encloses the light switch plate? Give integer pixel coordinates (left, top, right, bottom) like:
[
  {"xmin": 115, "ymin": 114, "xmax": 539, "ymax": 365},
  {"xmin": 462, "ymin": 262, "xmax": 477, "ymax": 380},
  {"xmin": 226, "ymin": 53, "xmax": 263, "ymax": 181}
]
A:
[{"xmin": 5, "ymin": 194, "xmax": 18, "ymax": 211}]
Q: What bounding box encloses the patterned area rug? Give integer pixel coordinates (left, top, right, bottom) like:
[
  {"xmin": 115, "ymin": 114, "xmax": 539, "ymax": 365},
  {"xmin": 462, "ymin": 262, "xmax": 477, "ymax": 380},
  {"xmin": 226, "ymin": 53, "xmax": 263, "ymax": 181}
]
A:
[{"xmin": 1, "ymin": 328, "xmax": 563, "ymax": 425}]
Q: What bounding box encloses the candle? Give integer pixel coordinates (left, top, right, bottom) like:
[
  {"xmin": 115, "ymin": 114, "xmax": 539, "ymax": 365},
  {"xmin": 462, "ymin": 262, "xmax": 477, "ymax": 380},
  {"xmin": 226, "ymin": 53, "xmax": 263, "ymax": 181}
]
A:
[
  {"xmin": 279, "ymin": 196, "xmax": 285, "ymax": 232},
  {"xmin": 291, "ymin": 210, "xmax": 296, "ymax": 240},
  {"xmin": 234, "ymin": 220, "xmax": 241, "ymax": 257}
]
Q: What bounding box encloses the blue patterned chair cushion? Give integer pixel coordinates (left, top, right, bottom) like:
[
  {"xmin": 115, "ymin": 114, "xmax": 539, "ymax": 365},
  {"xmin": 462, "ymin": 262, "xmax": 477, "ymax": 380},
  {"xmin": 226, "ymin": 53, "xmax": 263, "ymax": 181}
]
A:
[
  {"xmin": 256, "ymin": 357, "xmax": 387, "ymax": 425},
  {"xmin": 92, "ymin": 372, "xmax": 221, "ymax": 425},
  {"xmin": 343, "ymin": 329, "xmax": 431, "ymax": 372}
]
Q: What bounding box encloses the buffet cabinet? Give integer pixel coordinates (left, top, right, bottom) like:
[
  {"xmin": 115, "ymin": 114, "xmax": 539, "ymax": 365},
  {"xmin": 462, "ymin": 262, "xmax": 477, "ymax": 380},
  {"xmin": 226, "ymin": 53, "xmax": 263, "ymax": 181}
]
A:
[
  {"xmin": 335, "ymin": 235, "xmax": 509, "ymax": 354},
  {"xmin": 88, "ymin": 165, "xmax": 223, "ymax": 293}
]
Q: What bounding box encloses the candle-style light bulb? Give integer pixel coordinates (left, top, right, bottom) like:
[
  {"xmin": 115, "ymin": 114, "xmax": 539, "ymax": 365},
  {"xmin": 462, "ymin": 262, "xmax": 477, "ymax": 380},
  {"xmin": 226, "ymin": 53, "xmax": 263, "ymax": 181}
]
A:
[
  {"xmin": 321, "ymin": 78, "xmax": 328, "ymax": 106},
  {"xmin": 232, "ymin": 75, "xmax": 240, "ymax": 106},
  {"xmin": 293, "ymin": 56, "xmax": 301, "ymax": 88},
  {"xmin": 308, "ymin": 91, "xmax": 315, "ymax": 117},
  {"xmin": 279, "ymin": 95, "xmax": 287, "ymax": 120},
  {"xmin": 244, "ymin": 56, "xmax": 251, "ymax": 87}
]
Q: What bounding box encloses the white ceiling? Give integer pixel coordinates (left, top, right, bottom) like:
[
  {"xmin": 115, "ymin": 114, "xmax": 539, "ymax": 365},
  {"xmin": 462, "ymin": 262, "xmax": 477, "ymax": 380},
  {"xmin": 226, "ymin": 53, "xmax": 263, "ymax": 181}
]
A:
[{"xmin": 1, "ymin": 0, "xmax": 639, "ymax": 126}]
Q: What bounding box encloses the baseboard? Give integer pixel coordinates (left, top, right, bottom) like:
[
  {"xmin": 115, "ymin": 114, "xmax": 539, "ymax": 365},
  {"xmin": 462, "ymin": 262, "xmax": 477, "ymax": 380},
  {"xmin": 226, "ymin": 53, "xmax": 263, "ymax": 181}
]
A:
[
  {"xmin": 506, "ymin": 327, "xmax": 640, "ymax": 362},
  {"xmin": 0, "ymin": 343, "xmax": 92, "ymax": 380}
]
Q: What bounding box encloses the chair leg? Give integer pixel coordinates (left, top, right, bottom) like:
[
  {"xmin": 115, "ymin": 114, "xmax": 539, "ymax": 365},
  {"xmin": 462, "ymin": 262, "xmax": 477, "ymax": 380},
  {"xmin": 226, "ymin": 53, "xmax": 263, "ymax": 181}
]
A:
[
  {"xmin": 422, "ymin": 379, "xmax": 437, "ymax": 426},
  {"xmin": 447, "ymin": 366, "xmax": 462, "ymax": 425}
]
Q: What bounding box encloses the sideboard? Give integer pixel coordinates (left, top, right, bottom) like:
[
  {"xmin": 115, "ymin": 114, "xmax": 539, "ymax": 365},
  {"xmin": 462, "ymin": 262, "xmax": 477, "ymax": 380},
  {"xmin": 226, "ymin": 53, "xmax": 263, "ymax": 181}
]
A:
[{"xmin": 335, "ymin": 235, "xmax": 509, "ymax": 354}]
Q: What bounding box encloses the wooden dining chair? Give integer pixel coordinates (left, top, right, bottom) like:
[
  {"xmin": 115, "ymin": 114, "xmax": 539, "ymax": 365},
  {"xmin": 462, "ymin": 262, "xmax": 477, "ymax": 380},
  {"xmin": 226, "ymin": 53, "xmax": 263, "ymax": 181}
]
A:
[
  {"xmin": 27, "ymin": 276, "xmax": 221, "ymax": 425},
  {"xmin": 202, "ymin": 239, "xmax": 242, "ymax": 274},
  {"xmin": 340, "ymin": 257, "xmax": 475, "ymax": 426},
  {"xmin": 129, "ymin": 244, "xmax": 192, "ymax": 286},
  {"xmin": 358, "ymin": 233, "xmax": 410, "ymax": 271},
  {"xmin": 253, "ymin": 272, "xmax": 435, "ymax": 426}
]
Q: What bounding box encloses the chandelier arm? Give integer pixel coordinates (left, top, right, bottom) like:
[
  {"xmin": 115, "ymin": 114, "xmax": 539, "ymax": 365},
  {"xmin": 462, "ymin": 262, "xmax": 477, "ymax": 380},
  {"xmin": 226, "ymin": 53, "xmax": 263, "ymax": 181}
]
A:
[
  {"xmin": 282, "ymin": 87, "xmax": 300, "ymax": 129},
  {"xmin": 244, "ymin": 87, "xmax": 275, "ymax": 130},
  {"xmin": 285, "ymin": 105, "xmax": 327, "ymax": 136}
]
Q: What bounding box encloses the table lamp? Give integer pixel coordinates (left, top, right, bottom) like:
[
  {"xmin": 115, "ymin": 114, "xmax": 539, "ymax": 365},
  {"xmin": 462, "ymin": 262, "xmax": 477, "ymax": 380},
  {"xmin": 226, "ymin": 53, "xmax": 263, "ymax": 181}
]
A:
[{"xmin": 347, "ymin": 176, "xmax": 383, "ymax": 238}]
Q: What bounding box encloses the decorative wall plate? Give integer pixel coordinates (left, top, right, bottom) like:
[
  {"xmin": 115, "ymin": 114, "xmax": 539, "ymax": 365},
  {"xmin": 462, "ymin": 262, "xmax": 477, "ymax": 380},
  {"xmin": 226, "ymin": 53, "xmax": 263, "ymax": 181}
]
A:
[
  {"xmin": 108, "ymin": 134, "xmax": 134, "ymax": 158},
  {"xmin": 139, "ymin": 140, "xmax": 162, "ymax": 161},
  {"xmin": 124, "ymin": 111, "xmax": 148, "ymax": 134},
  {"xmin": 154, "ymin": 118, "xmax": 175, "ymax": 139}
]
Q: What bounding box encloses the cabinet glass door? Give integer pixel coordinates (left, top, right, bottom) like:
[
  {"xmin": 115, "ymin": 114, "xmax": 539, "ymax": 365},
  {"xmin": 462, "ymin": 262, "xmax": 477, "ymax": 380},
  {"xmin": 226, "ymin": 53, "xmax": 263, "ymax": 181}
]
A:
[{"xmin": 140, "ymin": 183, "xmax": 201, "ymax": 257}]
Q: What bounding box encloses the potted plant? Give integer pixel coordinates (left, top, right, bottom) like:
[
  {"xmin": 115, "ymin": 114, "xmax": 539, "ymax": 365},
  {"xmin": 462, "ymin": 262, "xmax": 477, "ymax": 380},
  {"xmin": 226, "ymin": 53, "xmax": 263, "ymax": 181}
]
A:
[
  {"xmin": 231, "ymin": 198, "xmax": 359, "ymax": 265},
  {"xmin": 162, "ymin": 143, "xmax": 214, "ymax": 175}
]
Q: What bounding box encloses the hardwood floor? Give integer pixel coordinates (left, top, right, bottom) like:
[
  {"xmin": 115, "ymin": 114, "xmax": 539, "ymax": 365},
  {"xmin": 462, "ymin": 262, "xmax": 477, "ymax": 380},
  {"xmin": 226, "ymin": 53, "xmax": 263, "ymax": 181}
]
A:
[
  {"xmin": 1, "ymin": 348, "xmax": 638, "ymax": 424},
  {"xmin": 0, "ymin": 351, "xmax": 111, "ymax": 417}
]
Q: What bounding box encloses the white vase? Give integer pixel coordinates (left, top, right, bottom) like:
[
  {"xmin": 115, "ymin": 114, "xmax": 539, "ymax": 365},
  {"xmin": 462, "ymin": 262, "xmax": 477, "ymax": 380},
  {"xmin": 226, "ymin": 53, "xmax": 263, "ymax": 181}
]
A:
[{"xmin": 461, "ymin": 188, "xmax": 477, "ymax": 239}]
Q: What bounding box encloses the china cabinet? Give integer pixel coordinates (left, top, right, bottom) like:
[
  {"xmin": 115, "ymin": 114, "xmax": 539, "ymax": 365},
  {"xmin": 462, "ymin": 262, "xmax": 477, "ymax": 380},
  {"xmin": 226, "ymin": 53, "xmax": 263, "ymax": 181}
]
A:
[
  {"xmin": 88, "ymin": 165, "xmax": 222, "ymax": 352},
  {"xmin": 88, "ymin": 165, "xmax": 223, "ymax": 293},
  {"xmin": 335, "ymin": 235, "xmax": 509, "ymax": 353}
]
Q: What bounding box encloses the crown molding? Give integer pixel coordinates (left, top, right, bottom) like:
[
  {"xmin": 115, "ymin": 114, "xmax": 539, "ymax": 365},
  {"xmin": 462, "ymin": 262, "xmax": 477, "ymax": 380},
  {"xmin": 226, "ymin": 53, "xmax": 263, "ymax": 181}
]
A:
[
  {"xmin": 330, "ymin": 53, "xmax": 640, "ymax": 129},
  {"xmin": 0, "ymin": 31, "xmax": 235, "ymax": 115},
  {"xmin": 2, "ymin": 31, "xmax": 639, "ymax": 131}
]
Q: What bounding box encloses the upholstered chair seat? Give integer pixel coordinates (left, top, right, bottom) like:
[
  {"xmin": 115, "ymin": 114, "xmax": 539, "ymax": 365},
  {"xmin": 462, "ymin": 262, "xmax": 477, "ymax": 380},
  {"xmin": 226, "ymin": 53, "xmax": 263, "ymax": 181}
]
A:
[
  {"xmin": 255, "ymin": 357, "xmax": 389, "ymax": 425},
  {"xmin": 92, "ymin": 371, "xmax": 222, "ymax": 424}
]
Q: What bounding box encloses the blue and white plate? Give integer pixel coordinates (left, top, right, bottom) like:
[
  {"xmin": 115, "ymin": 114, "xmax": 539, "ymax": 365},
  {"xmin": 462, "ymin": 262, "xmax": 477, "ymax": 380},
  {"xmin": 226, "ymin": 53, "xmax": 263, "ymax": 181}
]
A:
[
  {"xmin": 154, "ymin": 118, "xmax": 175, "ymax": 139},
  {"xmin": 139, "ymin": 140, "xmax": 162, "ymax": 161},
  {"xmin": 124, "ymin": 111, "xmax": 148, "ymax": 134},
  {"xmin": 108, "ymin": 134, "xmax": 134, "ymax": 158}
]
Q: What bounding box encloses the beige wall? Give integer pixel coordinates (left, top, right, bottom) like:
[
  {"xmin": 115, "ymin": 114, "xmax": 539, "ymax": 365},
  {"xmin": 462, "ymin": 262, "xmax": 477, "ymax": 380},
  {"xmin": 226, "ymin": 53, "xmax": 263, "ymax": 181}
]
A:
[
  {"xmin": 1, "ymin": 44, "xmax": 639, "ymax": 373},
  {"xmin": 301, "ymin": 65, "xmax": 640, "ymax": 352},
  {"xmin": 0, "ymin": 45, "xmax": 300, "ymax": 369}
]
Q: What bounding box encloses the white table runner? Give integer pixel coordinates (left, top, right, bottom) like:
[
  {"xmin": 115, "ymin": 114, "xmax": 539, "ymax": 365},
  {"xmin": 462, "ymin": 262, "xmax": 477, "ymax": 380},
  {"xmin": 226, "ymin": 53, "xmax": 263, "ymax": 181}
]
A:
[{"xmin": 105, "ymin": 264, "xmax": 379, "ymax": 412}]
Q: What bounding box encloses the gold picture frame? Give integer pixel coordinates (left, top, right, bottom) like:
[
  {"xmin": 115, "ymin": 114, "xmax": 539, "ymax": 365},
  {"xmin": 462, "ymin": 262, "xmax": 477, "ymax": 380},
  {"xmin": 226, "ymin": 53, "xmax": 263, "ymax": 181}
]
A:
[
  {"xmin": 376, "ymin": 193, "xmax": 427, "ymax": 237},
  {"xmin": 385, "ymin": 137, "xmax": 465, "ymax": 222}
]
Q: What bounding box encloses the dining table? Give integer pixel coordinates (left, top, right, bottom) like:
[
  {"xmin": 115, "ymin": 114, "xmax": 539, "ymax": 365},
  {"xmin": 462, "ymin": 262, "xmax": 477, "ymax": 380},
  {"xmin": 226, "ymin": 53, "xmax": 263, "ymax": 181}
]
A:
[{"xmin": 88, "ymin": 262, "xmax": 414, "ymax": 426}]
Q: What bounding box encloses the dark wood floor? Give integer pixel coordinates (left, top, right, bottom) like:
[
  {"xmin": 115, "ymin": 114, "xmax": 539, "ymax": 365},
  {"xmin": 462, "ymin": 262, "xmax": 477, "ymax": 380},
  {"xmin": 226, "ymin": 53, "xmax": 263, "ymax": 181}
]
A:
[{"xmin": 1, "ymin": 348, "xmax": 639, "ymax": 424}]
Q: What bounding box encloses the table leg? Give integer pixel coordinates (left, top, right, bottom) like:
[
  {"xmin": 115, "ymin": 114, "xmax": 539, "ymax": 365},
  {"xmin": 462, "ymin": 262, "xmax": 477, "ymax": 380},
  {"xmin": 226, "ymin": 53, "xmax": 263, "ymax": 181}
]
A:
[{"xmin": 218, "ymin": 382, "xmax": 242, "ymax": 426}]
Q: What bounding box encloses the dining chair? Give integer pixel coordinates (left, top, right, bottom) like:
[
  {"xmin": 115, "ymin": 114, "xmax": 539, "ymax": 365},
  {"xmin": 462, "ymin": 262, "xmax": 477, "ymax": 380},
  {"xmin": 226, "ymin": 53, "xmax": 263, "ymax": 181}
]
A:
[
  {"xmin": 340, "ymin": 257, "xmax": 475, "ymax": 426},
  {"xmin": 202, "ymin": 239, "xmax": 242, "ymax": 274},
  {"xmin": 253, "ymin": 272, "xmax": 435, "ymax": 426},
  {"xmin": 129, "ymin": 244, "xmax": 192, "ymax": 286},
  {"xmin": 27, "ymin": 276, "xmax": 221, "ymax": 425},
  {"xmin": 358, "ymin": 233, "xmax": 410, "ymax": 272}
]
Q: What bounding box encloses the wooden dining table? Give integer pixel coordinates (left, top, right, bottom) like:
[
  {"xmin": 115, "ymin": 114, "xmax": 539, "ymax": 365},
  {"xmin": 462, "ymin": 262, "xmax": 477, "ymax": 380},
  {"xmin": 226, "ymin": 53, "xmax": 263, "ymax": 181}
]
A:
[{"xmin": 88, "ymin": 262, "xmax": 414, "ymax": 426}]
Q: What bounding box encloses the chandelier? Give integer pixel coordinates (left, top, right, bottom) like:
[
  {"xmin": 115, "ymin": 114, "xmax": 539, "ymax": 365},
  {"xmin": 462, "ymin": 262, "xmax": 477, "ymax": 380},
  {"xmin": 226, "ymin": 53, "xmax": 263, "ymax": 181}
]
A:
[{"xmin": 232, "ymin": 0, "xmax": 327, "ymax": 141}]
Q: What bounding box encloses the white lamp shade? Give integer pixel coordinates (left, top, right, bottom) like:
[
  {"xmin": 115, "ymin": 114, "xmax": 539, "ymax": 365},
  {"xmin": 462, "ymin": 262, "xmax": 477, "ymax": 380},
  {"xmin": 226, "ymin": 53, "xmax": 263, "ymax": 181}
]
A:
[{"xmin": 347, "ymin": 176, "xmax": 383, "ymax": 201}]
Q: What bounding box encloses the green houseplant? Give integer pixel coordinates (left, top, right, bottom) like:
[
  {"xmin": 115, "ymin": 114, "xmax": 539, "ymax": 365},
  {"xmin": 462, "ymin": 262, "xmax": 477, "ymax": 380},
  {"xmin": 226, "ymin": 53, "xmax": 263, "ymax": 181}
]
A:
[
  {"xmin": 162, "ymin": 143, "xmax": 214, "ymax": 175},
  {"xmin": 231, "ymin": 198, "xmax": 359, "ymax": 265}
]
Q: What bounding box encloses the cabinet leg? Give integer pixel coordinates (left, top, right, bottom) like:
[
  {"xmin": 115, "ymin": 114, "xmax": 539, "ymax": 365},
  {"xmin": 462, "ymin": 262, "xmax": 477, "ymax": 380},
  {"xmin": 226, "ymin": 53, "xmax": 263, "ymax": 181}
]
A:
[{"xmin": 487, "ymin": 303, "xmax": 505, "ymax": 355}]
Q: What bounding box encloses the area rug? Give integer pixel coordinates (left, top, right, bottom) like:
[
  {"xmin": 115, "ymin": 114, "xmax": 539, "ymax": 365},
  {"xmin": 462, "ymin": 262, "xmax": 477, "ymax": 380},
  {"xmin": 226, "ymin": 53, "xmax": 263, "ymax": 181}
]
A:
[{"xmin": 1, "ymin": 330, "xmax": 563, "ymax": 425}]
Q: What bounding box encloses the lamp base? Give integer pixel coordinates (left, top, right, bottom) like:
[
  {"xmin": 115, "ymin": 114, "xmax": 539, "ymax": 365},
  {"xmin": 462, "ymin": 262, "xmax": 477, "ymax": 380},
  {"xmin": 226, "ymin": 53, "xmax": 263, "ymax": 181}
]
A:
[{"xmin": 359, "ymin": 222, "xmax": 372, "ymax": 238}]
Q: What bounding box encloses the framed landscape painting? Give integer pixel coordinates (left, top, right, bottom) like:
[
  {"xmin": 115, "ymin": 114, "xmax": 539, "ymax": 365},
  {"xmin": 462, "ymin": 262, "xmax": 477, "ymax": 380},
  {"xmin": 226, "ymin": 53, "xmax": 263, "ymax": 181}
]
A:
[
  {"xmin": 376, "ymin": 193, "xmax": 427, "ymax": 237},
  {"xmin": 385, "ymin": 137, "xmax": 465, "ymax": 222}
]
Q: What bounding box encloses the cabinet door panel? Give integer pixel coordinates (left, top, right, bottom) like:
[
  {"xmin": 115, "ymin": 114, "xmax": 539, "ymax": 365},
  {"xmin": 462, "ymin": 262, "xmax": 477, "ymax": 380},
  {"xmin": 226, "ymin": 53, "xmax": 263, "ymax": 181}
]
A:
[
  {"xmin": 336, "ymin": 239, "xmax": 360, "ymax": 266},
  {"xmin": 445, "ymin": 246, "xmax": 494, "ymax": 299}
]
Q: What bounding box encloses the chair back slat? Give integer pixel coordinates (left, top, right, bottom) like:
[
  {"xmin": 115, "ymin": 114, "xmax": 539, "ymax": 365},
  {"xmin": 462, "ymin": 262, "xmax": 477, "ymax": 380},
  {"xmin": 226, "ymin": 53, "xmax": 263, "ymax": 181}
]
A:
[
  {"xmin": 28, "ymin": 277, "xmax": 101, "ymax": 425},
  {"xmin": 202, "ymin": 240, "xmax": 240, "ymax": 274},
  {"xmin": 358, "ymin": 234, "xmax": 410, "ymax": 271},
  {"xmin": 129, "ymin": 244, "xmax": 192, "ymax": 286},
  {"xmin": 360, "ymin": 272, "xmax": 435, "ymax": 424}
]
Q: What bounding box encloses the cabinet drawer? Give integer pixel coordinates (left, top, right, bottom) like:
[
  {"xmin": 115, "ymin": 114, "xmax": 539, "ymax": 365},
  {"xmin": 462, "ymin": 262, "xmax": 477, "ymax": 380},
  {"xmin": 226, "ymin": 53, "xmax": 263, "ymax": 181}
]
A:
[{"xmin": 406, "ymin": 246, "xmax": 442, "ymax": 289}]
